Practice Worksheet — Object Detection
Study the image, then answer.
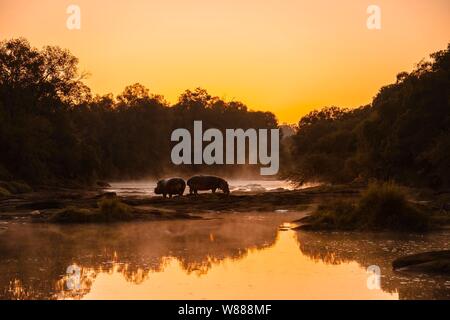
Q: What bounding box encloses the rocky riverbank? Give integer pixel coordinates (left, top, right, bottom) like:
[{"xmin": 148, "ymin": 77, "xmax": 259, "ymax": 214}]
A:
[
  {"xmin": 0, "ymin": 184, "xmax": 363, "ymax": 223},
  {"xmin": 0, "ymin": 183, "xmax": 449, "ymax": 227}
]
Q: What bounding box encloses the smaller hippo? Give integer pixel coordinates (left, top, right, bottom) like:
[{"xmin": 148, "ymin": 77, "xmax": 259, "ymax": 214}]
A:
[
  {"xmin": 187, "ymin": 175, "xmax": 230, "ymax": 195},
  {"xmin": 154, "ymin": 178, "xmax": 186, "ymax": 198}
]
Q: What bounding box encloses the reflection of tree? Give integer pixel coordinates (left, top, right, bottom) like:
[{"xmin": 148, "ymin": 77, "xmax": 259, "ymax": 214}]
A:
[
  {"xmin": 295, "ymin": 231, "xmax": 450, "ymax": 300},
  {"xmin": 0, "ymin": 216, "xmax": 280, "ymax": 299}
]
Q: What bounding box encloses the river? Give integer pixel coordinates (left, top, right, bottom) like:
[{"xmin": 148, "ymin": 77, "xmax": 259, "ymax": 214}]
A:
[{"xmin": 0, "ymin": 180, "xmax": 449, "ymax": 300}]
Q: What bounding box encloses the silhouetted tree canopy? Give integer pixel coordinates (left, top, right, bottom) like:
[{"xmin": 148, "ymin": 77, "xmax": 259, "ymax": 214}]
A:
[
  {"xmin": 283, "ymin": 44, "xmax": 450, "ymax": 188},
  {"xmin": 0, "ymin": 38, "xmax": 277, "ymax": 185},
  {"xmin": 1, "ymin": 38, "xmax": 449, "ymax": 188}
]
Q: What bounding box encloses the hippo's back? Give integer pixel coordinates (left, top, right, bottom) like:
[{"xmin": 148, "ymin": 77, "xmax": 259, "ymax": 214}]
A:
[
  {"xmin": 187, "ymin": 175, "xmax": 222, "ymax": 189},
  {"xmin": 167, "ymin": 178, "xmax": 186, "ymax": 191}
]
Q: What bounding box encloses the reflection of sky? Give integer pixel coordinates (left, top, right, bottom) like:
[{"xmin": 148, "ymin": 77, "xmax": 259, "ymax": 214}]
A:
[
  {"xmin": 82, "ymin": 231, "xmax": 397, "ymax": 300},
  {"xmin": 2, "ymin": 214, "xmax": 449, "ymax": 300}
]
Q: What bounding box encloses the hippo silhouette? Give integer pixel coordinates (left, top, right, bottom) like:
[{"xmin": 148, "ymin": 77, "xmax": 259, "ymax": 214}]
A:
[
  {"xmin": 187, "ymin": 175, "xmax": 230, "ymax": 195},
  {"xmin": 154, "ymin": 178, "xmax": 186, "ymax": 198}
]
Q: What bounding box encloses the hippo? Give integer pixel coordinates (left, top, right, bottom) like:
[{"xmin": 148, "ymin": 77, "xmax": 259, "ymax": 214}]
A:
[
  {"xmin": 187, "ymin": 176, "xmax": 230, "ymax": 195},
  {"xmin": 154, "ymin": 178, "xmax": 186, "ymax": 198}
]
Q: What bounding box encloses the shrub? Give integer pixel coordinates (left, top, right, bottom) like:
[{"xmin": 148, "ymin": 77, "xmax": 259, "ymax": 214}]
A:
[
  {"xmin": 357, "ymin": 182, "xmax": 429, "ymax": 231},
  {"xmin": 302, "ymin": 201, "xmax": 358, "ymax": 230},
  {"xmin": 300, "ymin": 182, "xmax": 430, "ymax": 232},
  {"xmin": 98, "ymin": 197, "xmax": 133, "ymax": 221},
  {"xmin": 49, "ymin": 207, "xmax": 98, "ymax": 223},
  {"xmin": 50, "ymin": 198, "xmax": 133, "ymax": 223}
]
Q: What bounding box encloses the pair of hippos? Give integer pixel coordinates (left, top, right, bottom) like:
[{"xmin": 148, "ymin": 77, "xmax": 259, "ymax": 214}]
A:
[{"xmin": 155, "ymin": 176, "xmax": 230, "ymax": 198}]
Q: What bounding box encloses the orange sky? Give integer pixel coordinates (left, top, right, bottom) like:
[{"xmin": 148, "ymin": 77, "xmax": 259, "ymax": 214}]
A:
[{"xmin": 1, "ymin": 0, "xmax": 449, "ymax": 123}]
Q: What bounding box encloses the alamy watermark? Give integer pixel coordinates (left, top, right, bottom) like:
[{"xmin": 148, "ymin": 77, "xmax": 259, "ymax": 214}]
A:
[
  {"xmin": 367, "ymin": 5, "xmax": 382, "ymax": 30},
  {"xmin": 366, "ymin": 265, "xmax": 381, "ymax": 290},
  {"xmin": 65, "ymin": 264, "xmax": 81, "ymax": 290},
  {"xmin": 171, "ymin": 121, "xmax": 280, "ymax": 176},
  {"xmin": 66, "ymin": 4, "xmax": 81, "ymax": 30},
  {"xmin": 65, "ymin": 4, "xmax": 381, "ymax": 31}
]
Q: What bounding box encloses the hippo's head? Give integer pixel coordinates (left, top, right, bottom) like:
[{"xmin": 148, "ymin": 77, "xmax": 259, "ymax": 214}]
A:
[
  {"xmin": 220, "ymin": 180, "xmax": 230, "ymax": 195},
  {"xmin": 154, "ymin": 181, "xmax": 163, "ymax": 195}
]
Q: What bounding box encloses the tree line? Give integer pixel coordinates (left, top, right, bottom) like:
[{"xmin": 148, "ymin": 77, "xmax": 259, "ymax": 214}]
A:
[
  {"xmin": 0, "ymin": 38, "xmax": 277, "ymax": 185},
  {"xmin": 1, "ymin": 38, "xmax": 448, "ymax": 189},
  {"xmin": 282, "ymin": 44, "xmax": 450, "ymax": 189}
]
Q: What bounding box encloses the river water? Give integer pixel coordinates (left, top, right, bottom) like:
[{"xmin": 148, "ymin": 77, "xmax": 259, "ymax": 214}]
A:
[{"xmin": 0, "ymin": 181, "xmax": 449, "ymax": 300}]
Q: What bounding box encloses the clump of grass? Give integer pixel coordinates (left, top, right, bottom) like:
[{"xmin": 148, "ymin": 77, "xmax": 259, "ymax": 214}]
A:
[
  {"xmin": 49, "ymin": 207, "xmax": 98, "ymax": 223},
  {"xmin": 300, "ymin": 201, "xmax": 359, "ymax": 231},
  {"xmin": 98, "ymin": 197, "xmax": 133, "ymax": 221},
  {"xmin": 300, "ymin": 182, "xmax": 429, "ymax": 232},
  {"xmin": 358, "ymin": 182, "xmax": 429, "ymax": 231},
  {"xmin": 50, "ymin": 198, "xmax": 133, "ymax": 223}
]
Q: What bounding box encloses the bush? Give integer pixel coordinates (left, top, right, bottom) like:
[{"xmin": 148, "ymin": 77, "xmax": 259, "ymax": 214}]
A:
[
  {"xmin": 98, "ymin": 197, "xmax": 133, "ymax": 221},
  {"xmin": 300, "ymin": 182, "xmax": 430, "ymax": 232},
  {"xmin": 358, "ymin": 182, "xmax": 429, "ymax": 231},
  {"xmin": 300, "ymin": 201, "xmax": 358, "ymax": 231},
  {"xmin": 50, "ymin": 198, "xmax": 133, "ymax": 223},
  {"xmin": 49, "ymin": 207, "xmax": 98, "ymax": 223}
]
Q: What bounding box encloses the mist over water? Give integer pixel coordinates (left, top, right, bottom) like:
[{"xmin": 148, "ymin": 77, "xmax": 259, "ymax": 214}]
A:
[
  {"xmin": 108, "ymin": 179, "xmax": 311, "ymax": 197},
  {"xmin": 1, "ymin": 209, "xmax": 449, "ymax": 300}
]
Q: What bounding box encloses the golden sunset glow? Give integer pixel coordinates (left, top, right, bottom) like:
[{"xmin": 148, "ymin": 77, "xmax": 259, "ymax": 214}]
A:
[
  {"xmin": 1, "ymin": 0, "xmax": 449, "ymax": 123},
  {"xmin": 82, "ymin": 231, "xmax": 397, "ymax": 300}
]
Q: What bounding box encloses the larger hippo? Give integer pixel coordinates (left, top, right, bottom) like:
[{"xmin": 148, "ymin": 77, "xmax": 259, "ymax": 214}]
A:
[
  {"xmin": 187, "ymin": 176, "xmax": 230, "ymax": 195},
  {"xmin": 154, "ymin": 178, "xmax": 186, "ymax": 198}
]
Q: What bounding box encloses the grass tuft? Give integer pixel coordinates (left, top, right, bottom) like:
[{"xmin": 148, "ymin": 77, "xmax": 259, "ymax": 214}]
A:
[
  {"xmin": 300, "ymin": 182, "xmax": 429, "ymax": 232},
  {"xmin": 50, "ymin": 197, "xmax": 133, "ymax": 223}
]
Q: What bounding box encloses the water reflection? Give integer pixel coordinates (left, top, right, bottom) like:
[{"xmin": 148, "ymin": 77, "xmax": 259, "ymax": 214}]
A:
[
  {"xmin": 295, "ymin": 231, "xmax": 450, "ymax": 300},
  {"xmin": 0, "ymin": 213, "xmax": 448, "ymax": 300}
]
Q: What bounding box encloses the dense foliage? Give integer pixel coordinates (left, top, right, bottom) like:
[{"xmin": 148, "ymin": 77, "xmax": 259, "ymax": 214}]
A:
[
  {"xmin": 0, "ymin": 38, "xmax": 277, "ymax": 185},
  {"xmin": 283, "ymin": 44, "xmax": 450, "ymax": 188},
  {"xmin": 1, "ymin": 38, "xmax": 448, "ymax": 188}
]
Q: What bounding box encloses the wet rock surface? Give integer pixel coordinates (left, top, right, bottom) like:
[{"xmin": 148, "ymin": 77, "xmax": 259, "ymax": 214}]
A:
[{"xmin": 393, "ymin": 250, "xmax": 450, "ymax": 275}]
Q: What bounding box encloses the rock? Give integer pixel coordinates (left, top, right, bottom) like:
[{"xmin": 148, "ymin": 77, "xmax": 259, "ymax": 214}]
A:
[{"xmin": 393, "ymin": 250, "xmax": 450, "ymax": 275}]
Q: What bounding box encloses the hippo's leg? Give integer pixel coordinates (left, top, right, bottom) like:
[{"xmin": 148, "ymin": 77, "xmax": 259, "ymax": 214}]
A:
[
  {"xmin": 169, "ymin": 194, "xmax": 173, "ymax": 199},
  {"xmin": 194, "ymin": 189, "xmax": 198, "ymax": 195},
  {"xmin": 163, "ymin": 193, "xmax": 167, "ymax": 199},
  {"xmin": 212, "ymin": 188, "xmax": 217, "ymax": 194}
]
